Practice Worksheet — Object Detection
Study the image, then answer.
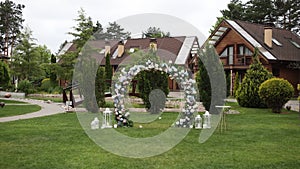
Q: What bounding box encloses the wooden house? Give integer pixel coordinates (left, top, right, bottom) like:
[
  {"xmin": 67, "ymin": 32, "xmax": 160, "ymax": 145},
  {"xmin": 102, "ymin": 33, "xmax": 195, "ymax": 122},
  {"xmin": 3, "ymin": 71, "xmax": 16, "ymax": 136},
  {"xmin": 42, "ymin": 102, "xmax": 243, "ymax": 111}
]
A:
[{"xmin": 207, "ymin": 19, "xmax": 300, "ymax": 95}]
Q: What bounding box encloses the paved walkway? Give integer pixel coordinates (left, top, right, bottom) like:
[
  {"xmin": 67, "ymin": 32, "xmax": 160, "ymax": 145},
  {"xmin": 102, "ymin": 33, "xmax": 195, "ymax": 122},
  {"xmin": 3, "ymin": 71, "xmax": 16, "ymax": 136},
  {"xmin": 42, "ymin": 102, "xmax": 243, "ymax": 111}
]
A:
[{"xmin": 0, "ymin": 98, "xmax": 65, "ymax": 123}]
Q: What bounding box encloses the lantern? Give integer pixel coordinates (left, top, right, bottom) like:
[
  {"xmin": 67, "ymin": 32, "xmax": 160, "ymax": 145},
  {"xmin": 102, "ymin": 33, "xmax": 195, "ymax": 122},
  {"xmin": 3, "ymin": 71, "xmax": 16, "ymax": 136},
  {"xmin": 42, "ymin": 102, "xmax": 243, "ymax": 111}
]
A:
[
  {"xmin": 203, "ymin": 111, "xmax": 211, "ymax": 129},
  {"xmin": 91, "ymin": 117, "xmax": 99, "ymax": 130},
  {"xmin": 102, "ymin": 108, "xmax": 112, "ymax": 128},
  {"xmin": 194, "ymin": 115, "xmax": 202, "ymax": 129}
]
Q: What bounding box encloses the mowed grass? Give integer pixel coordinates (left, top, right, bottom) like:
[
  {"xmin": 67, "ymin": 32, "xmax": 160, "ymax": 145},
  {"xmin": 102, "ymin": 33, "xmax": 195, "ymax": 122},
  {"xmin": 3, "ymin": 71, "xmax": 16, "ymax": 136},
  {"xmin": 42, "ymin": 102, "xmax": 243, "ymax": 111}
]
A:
[
  {"xmin": 0, "ymin": 102, "xmax": 300, "ymax": 169},
  {"xmin": 27, "ymin": 96, "xmax": 63, "ymax": 103},
  {"xmin": 0, "ymin": 105, "xmax": 41, "ymax": 117},
  {"xmin": 0, "ymin": 99, "xmax": 28, "ymax": 104}
]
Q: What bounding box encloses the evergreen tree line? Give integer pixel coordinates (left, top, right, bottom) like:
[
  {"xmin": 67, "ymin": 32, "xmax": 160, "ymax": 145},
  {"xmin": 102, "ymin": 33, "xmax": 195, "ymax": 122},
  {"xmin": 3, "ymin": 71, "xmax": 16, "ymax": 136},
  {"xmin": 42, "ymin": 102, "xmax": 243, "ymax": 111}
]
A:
[{"xmin": 213, "ymin": 0, "xmax": 300, "ymax": 35}]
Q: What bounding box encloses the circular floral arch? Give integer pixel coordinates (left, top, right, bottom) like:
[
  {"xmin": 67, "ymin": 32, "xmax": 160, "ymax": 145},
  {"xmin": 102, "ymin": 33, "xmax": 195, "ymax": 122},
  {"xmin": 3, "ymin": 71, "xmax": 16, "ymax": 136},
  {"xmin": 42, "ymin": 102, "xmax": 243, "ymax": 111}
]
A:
[{"xmin": 112, "ymin": 59, "xmax": 198, "ymax": 128}]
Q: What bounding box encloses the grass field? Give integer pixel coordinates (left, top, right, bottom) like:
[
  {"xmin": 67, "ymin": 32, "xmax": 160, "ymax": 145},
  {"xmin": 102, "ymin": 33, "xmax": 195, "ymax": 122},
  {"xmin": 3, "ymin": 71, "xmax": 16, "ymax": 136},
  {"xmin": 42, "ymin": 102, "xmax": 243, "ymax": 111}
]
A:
[
  {"xmin": 26, "ymin": 96, "xmax": 63, "ymax": 103},
  {"xmin": 0, "ymin": 99, "xmax": 41, "ymax": 117},
  {"xmin": 0, "ymin": 99, "xmax": 28, "ymax": 104},
  {"xmin": 0, "ymin": 102, "xmax": 299, "ymax": 169}
]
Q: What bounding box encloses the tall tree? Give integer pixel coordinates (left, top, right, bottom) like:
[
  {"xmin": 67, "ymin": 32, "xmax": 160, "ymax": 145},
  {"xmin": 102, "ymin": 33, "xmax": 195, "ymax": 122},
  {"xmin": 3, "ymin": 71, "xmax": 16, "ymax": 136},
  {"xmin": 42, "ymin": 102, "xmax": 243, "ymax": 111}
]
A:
[
  {"xmin": 221, "ymin": 0, "xmax": 245, "ymax": 20},
  {"xmin": 195, "ymin": 52, "xmax": 211, "ymax": 111},
  {"xmin": 274, "ymin": 0, "xmax": 300, "ymax": 34},
  {"xmin": 236, "ymin": 48, "xmax": 273, "ymax": 108},
  {"xmin": 244, "ymin": 0, "xmax": 275, "ymax": 24},
  {"xmin": 105, "ymin": 21, "xmax": 131, "ymax": 40},
  {"xmin": 95, "ymin": 66, "xmax": 106, "ymax": 107},
  {"xmin": 217, "ymin": 0, "xmax": 300, "ymax": 35},
  {"xmin": 0, "ymin": 61, "xmax": 10, "ymax": 89},
  {"xmin": 49, "ymin": 54, "xmax": 57, "ymax": 85},
  {"xmin": 10, "ymin": 27, "xmax": 45, "ymax": 82},
  {"xmin": 105, "ymin": 52, "xmax": 113, "ymax": 85},
  {"xmin": 143, "ymin": 27, "xmax": 170, "ymax": 38},
  {"xmin": 0, "ymin": 0, "xmax": 25, "ymax": 57},
  {"xmin": 68, "ymin": 8, "xmax": 94, "ymax": 50}
]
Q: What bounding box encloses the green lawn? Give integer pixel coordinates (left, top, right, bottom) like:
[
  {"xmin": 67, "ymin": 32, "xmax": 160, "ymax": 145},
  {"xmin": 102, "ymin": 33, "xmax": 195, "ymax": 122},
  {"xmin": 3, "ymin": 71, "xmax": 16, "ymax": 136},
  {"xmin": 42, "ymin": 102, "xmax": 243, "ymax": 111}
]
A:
[
  {"xmin": 27, "ymin": 96, "xmax": 63, "ymax": 103},
  {"xmin": 0, "ymin": 99, "xmax": 28, "ymax": 104},
  {"xmin": 0, "ymin": 105, "xmax": 41, "ymax": 117},
  {"xmin": 0, "ymin": 102, "xmax": 299, "ymax": 169}
]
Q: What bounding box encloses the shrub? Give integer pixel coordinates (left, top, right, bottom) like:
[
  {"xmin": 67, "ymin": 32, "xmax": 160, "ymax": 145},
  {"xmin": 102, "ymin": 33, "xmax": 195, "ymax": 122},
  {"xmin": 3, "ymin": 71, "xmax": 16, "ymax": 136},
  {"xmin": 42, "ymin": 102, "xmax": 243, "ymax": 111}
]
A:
[
  {"xmin": 95, "ymin": 66, "xmax": 106, "ymax": 107},
  {"xmin": 236, "ymin": 48, "xmax": 273, "ymax": 108},
  {"xmin": 0, "ymin": 61, "xmax": 10, "ymax": 90},
  {"xmin": 259, "ymin": 78, "xmax": 294, "ymax": 113},
  {"xmin": 18, "ymin": 80, "xmax": 34, "ymax": 95},
  {"xmin": 105, "ymin": 53, "xmax": 113, "ymax": 87},
  {"xmin": 137, "ymin": 70, "xmax": 169, "ymax": 110},
  {"xmin": 226, "ymin": 73, "xmax": 231, "ymax": 97},
  {"xmin": 40, "ymin": 78, "xmax": 52, "ymax": 92},
  {"xmin": 195, "ymin": 56, "xmax": 211, "ymax": 111},
  {"xmin": 233, "ymin": 72, "xmax": 240, "ymax": 98}
]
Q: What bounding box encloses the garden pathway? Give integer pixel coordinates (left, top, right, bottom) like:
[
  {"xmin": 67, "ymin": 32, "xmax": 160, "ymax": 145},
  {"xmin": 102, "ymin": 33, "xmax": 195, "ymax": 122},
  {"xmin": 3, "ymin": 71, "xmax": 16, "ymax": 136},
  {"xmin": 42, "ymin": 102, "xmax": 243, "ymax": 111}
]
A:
[
  {"xmin": 1, "ymin": 94, "xmax": 298, "ymax": 123},
  {"xmin": 0, "ymin": 98, "xmax": 65, "ymax": 123}
]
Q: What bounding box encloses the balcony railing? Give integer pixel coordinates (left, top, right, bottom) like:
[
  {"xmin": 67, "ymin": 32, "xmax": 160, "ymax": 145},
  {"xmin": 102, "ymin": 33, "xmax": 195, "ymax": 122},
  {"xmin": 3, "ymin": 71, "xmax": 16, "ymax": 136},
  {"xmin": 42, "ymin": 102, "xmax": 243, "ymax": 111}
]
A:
[{"xmin": 236, "ymin": 55, "xmax": 252, "ymax": 66}]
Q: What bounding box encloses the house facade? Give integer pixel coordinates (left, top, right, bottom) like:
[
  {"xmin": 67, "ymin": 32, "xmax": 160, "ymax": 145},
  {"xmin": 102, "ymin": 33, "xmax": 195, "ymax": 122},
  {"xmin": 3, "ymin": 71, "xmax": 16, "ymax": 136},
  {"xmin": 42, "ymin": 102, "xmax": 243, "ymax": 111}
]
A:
[
  {"xmin": 207, "ymin": 19, "xmax": 300, "ymax": 95},
  {"xmin": 58, "ymin": 36, "xmax": 200, "ymax": 91}
]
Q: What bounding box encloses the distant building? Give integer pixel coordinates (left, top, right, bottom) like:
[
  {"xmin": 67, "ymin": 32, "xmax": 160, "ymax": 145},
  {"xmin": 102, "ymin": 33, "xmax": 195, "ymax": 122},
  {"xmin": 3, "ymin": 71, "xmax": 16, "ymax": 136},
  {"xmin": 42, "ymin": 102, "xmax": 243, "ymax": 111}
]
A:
[
  {"xmin": 206, "ymin": 19, "xmax": 300, "ymax": 95},
  {"xmin": 58, "ymin": 36, "xmax": 200, "ymax": 91}
]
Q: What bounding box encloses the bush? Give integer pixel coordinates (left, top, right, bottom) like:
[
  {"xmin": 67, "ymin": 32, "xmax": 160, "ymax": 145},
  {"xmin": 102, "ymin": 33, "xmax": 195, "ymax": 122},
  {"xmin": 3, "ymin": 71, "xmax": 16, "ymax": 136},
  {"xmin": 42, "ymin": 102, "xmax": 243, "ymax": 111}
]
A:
[
  {"xmin": 233, "ymin": 72, "xmax": 240, "ymax": 98},
  {"xmin": 40, "ymin": 78, "xmax": 52, "ymax": 92},
  {"xmin": 95, "ymin": 66, "xmax": 106, "ymax": 107},
  {"xmin": 236, "ymin": 49, "xmax": 273, "ymax": 108},
  {"xmin": 259, "ymin": 78, "xmax": 294, "ymax": 113},
  {"xmin": 0, "ymin": 61, "xmax": 10, "ymax": 90},
  {"xmin": 18, "ymin": 80, "xmax": 34, "ymax": 95},
  {"xmin": 195, "ymin": 57, "xmax": 211, "ymax": 111},
  {"xmin": 137, "ymin": 70, "xmax": 169, "ymax": 110}
]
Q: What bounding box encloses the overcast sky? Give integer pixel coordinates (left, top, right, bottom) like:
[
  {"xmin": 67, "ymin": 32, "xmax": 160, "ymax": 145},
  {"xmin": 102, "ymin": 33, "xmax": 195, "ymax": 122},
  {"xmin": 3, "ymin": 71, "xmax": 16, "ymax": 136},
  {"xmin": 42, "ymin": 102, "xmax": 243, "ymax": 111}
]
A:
[{"xmin": 13, "ymin": 0, "xmax": 244, "ymax": 54}]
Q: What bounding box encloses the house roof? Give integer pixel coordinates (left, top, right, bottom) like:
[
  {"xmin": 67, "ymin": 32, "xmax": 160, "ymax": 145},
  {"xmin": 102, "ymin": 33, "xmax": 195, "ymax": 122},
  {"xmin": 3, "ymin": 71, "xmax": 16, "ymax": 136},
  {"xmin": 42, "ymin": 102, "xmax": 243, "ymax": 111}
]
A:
[
  {"xmin": 235, "ymin": 20, "xmax": 300, "ymax": 62},
  {"xmin": 59, "ymin": 36, "xmax": 199, "ymax": 66},
  {"xmin": 209, "ymin": 19, "xmax": 300, "ymax": 62}
]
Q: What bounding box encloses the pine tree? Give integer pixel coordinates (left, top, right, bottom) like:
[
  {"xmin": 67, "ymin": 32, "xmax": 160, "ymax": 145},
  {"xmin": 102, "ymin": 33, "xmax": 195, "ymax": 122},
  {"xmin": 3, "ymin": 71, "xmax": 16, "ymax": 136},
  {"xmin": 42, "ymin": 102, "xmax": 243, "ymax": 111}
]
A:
[
  {"xmin": 236, "ymin": 48, "xmax": 273, "ymax": 108},
  {"xmin": 233, "ymin": 72, "xmax": 240, "ymax": 98},
  {"xmin": 105, "ymin": 21, "xmax": 131, "ymax": 40},
  {"xmin": 0, "ymin": 61, "xmax": 10, "ymax": 89},
  {"xmin": 143, "ymin": 27, "xmax": 170, "ymax": 38},
  {"xmin": 11, "ymin": 27, "xmax": 45, "ymax": 82},
  {"xmin": 0, "ymin": 0, "xmax": 25, "ymax": 57},
  {"xmin": 195, "ymin": 55, "xmax": 211, "ymax": 111},
  {"xmin": 220, "ymin": 0, "xmax": 245, "ymax": 20},
  {"xmin": 105, "ymin": 52, "xmax": 113, "ymax": 87},
  {"xmin": 95, "ymin": 66, "xmax": 106, "ymax": 107},
  {"xmin": 49, "ymin": 54, "xmax": 57, "ymax": 86},
  {"xmin": 68, "ymin": 8, "xmax": 94, "ymax": 50}
]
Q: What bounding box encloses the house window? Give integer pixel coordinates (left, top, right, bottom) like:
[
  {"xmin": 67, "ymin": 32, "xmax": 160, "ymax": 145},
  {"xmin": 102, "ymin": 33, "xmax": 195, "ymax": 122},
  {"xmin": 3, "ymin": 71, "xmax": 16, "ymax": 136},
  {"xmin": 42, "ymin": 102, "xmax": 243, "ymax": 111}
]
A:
[
  {"xmin": 220, "ymin": 45, "xmax": 234, "ymax": 65},
  {"xmin": 237, "ymin": 45, "xmax": 253, "ymax": 65},
  {"xmin": 290, "ymin": 40, "xmax": 300, "ymax": 49},
  {"xmin": 272, "ymin": 38, "xmax": 282, "ymax": 46},
  {"xmin": 237, "ymin": 45, "xmax": 253, "ymax": 56}
]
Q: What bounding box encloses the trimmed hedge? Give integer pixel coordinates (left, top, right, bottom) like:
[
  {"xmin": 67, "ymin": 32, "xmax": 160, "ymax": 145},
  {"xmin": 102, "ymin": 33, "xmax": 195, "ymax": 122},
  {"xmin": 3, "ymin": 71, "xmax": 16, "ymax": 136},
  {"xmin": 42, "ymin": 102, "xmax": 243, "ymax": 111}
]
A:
[{"xmin": 259, "ymin": 78, "xmax": 294, "ymax": 113}]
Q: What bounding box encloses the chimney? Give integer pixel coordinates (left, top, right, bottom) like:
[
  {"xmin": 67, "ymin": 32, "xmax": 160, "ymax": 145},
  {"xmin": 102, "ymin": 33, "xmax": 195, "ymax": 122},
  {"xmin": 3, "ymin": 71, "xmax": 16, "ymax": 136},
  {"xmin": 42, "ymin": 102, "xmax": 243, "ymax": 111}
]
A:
[
  {"xmin": 104, "ymin": 41, "xmax": 110, "ymax": 56},
  {"xmin": 117, "ymin": 40, "xmax": 124, "ymax": 57},
  {"xmin": 149, "ymin": 38, "xmax": 157, "ymax": 51},
  {"xmin": 264, "ymin": 26, "xmax": 272, "ymax": 48}
]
